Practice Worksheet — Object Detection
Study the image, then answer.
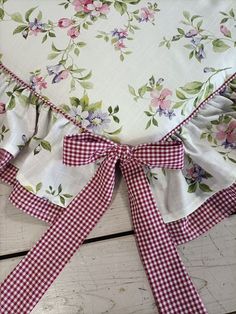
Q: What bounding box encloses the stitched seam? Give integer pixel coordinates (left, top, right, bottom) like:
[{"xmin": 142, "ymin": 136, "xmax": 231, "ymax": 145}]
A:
[{"xmin": 1, "ymin": 62, "xmax": 236, "ymax": 143}]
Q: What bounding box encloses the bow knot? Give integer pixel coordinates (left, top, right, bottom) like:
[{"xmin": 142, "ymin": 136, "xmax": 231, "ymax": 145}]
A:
[
  {"xmin": 1, "ymin": 130, "xmax": 208, "ymax": 314},
  {"xmin": 112, "ymin": 144, "xmax": 132, "ymax": 163},
  {"xmin": 63, "ymin": 132, "xmax": 185, "ymax": 170}
]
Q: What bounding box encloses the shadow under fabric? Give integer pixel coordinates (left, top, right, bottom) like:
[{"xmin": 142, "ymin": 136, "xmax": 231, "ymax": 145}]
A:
[
  {"xmin": 0, "ymin": 66, "xmax": 236, "ymax": 312},
  {"xmin": 1, "ymin": 131, "xmax": 209, "ymax": 314},
  {"xmin": 0, "ymin": 69, "xmax": 236, "ymax": 311},
  {"xmin": 1, "ymin": 1, "xmax": 236, "ymax": 312}
]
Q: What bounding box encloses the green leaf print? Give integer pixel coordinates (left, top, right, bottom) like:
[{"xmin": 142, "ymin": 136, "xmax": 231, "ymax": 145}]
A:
[
  {"xmin": 160, "ymin": 9, "xmax": 236, "ymax": 62},
  {"xmin": 199, "ymin": 183, "xmax": 213, "ymax": 192},
  {"xmin": 114, "ymin": 1, "xmax": 127, "ymax": 15},
  {"xmin": 46, "ymin": 184, "xmax": 73, "ymax": 205},
  {"xmin": 25, "ymin": 7, "xmax": 37, "ymax": 22},
  {"xmin": 13, "ymin": 25, "xmax": 28, "ymax": 35},
  {"xmin": 7, "ymin": 96, "xmax": 16, "ymax": 110},
  {"xmin": 11, "ymin": 12, "xmax": 24, "ymax": 23},
  {"xmin": 181, "ymin": 81, "xmax": 203, "ymax": 94},
  {"xmin": 0, "ymin": 124, "xmax": 9, "ymax": 142},
  {"xmin": 0, "ymin": 8, "xmax": 5, "ymax": 20},
  {"xmin": 24, "ymin": 182, "xmax": 42, "ymax": 194},
  {"xmin": 212, "ymin": 39, "xmax": 230, "ymax": 52},
  {"xmin": 187, "ymin": 182, "xmax": 197, "ymax": 193},
  {"xmin": 40, "ymin": 140, "xmax": 52, "ymax": 152},
  {"xmin": 33, "ymin": 138, "xmax": 52, "ymax": 155}
]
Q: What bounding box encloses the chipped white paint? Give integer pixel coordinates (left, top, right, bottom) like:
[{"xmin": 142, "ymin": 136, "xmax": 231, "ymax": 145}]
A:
[
  {"xmin": 1, "ymin": 181, "xmax": 236, "ymax": 313},
  {"xmin": 0, "ymin": 178, "xmax": 132, "ymax": 255}
]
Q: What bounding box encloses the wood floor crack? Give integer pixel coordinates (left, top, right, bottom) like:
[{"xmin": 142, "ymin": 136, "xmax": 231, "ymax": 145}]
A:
[{"xmin": 0, "ymin": 230, "xmax": 135, "ymax": 260}]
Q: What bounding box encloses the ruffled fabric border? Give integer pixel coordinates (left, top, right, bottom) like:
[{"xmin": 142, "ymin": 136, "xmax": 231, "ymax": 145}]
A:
[
  {"xmin": 1, "ymin": 62, "xmax": 236, "ymax": 142},
  {"xmin": 0, "ymin": 61, "xmax": 235, "ymax": 243},
  {"xmin": 0, "ymin": 148, "xmax": 235, "ymax": 246}
]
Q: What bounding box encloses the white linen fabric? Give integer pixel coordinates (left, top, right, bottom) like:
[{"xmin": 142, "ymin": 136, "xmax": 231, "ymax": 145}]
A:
[{"xmin": 0, "ymin": 0, "xmax": 236, "ymax": 222}]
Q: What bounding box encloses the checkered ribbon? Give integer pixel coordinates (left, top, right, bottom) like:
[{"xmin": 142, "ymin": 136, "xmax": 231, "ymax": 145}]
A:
[{"xmin": 0, "ymin": 132, "xmax": 208, "ymax": 314}]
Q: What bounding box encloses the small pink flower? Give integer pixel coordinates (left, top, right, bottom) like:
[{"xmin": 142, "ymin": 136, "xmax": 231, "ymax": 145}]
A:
[
  {"xmin": 185, "ymin": 29, "xmax": 198, "ymax": 38},
  {"xmin": 140, "ymin": 7, "xmax": 154, "ymax": 22},
  {"xmin": 58, "ymin": 18, "xmax": 73, "ymax": 28},
  {"xmin": 216, "ymin": 120, "xmax": 236, "ymax": 143},
  {"xmin": 0, "ymin": 102, "xmax": 6, "ymax": 114},
  {"xmin": 67, "ymin": 26, "xmax": 80, "ymax": 38},
  {"xmin": 186, "ymin": 167, "xmax": 197, "ymax": 179},
  {"xmin": 115, "ymin": 40, "xmax": 126, "ymax": 50},
  {"xmin": 30, "ymin": 76, "xmax": 47, "ymax": 90},
  {"xmin": 59, "ymin": 70, "xmax": 69, "ymax": 80},
  {"xmin": 150, "ymin": 88, "xmax": 172, "ymax": 109},
  {"xmin": 87, "ymin": 1, "xmax": 110, "ymax": 17},
  {"xmin": 220, "ymin": 25, "xmax": 231, "ymax": 38},
  {"xmin": 35, "ymin": 76, "xmax": 47, "ymax": 90},
  {"xmin": 119, "ymin": 29, "xmax": 128, "ymax": 37},
  {"xmin": 73, "ymin": 0, "xmax": 93, "ymax": 13}
]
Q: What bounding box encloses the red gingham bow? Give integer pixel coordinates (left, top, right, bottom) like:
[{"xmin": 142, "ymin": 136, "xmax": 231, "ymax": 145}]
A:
[
  {"xmin": 1, "ymin": 132, "xmax": 208, "ymax": 314},
  {"xmin": 62, "ymin": 132, "xmax": 185, "ymax": 168}
]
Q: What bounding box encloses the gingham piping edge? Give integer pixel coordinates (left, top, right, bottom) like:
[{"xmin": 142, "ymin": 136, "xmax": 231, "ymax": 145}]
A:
[
  {"xmin": 0, "ymin": 62, "xmax": 236, "ymax": 141},
  {"xmin": 0, "ymin": 151, "xmax": 235, "ymax": 247}
]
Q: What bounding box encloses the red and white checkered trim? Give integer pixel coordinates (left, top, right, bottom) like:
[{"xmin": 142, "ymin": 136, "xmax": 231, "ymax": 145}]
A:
[
  {"xmin": 0, "ymin": 148, "xmax": 13, "ymax": 170},
  {"xmin": 63, "ymin": 132, "xmax": 185, "ymax": 169},
  {"xmin": 1, "ymin": 63, "xmax": 236, "ymax": 314},
  {"xmin": 1, "ymin": 135, "xmax": 209, "ymax": 314},
  {"xmin": 168, "ymin": 182, "xmax": 236, "ymax": 245},
  {"xmin": 10, "ymin": 181, "xmax": 64, "ymax": 224},
  {"xmin": 1, "ymin": 148, "xmax": 234, "ymax": 245}
]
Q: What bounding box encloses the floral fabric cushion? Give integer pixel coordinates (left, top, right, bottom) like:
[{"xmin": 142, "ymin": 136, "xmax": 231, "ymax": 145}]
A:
[{"xmin": 0, "ymin": 0, "xmax": 236, "ymax": 222}]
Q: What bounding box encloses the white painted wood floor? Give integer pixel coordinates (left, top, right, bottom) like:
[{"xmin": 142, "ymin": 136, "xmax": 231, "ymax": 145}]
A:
[{"xmin": 1, "ymin": 179, "xmax": 236, "ymax": 314}]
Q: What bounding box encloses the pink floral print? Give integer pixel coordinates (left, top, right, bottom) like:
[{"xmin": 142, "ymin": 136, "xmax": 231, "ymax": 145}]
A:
[
  {"xmin": 72, "ymin": 0, "xmax": 109, "ymax": 16},
  {"xmin": 28, "ymin": 18, "xmax": 45, "ymax": 36},
  {"xmin": 139, "ymin": 7, "xmax": 155, "ymax": 22},
  {"xmin": 73, "ymin": 0, "xmax": 93, "ymax": 13},
  {"xmin": 115, "ymin": 40, "xmax": 126, "ymax": 50},
  {"xmin": 0, "ymin": 102, "xmax": 6, "ymax": 114},
  {"xmin": 86, "ymin": 1, "xmax": 110, "ymax": 17},
  {"xmin": 96, "ymin": 2, "xmax": 159, "ymax": 61},
  {"xmin": 67, "ymin": 26, "xmax": 80, "ymax": 38},
  {"xmin": 160, "ymin": 8, "xmax": 236, "ymax": 63},
  {"xmin": 58, "ymin": 18, "xmax": 73, "ymax": 28},
  {"xmin": 215, "ymin": 120, "xmax": 236, "ymax": 143},
  {"xmin": 184, "ymin": 157, "xmax": 213, "ymax": 193},
  {"xmin": 128, "ymin": 76, "xmax": 176, "ymax": 129},
  {"xmin": 201, "ymin": 115, "xmax": 236, "ymax": 163},
  {"xmin": 30, "ymin": 75, "xmax": 47, "ymax": 91},
  {"xmin": 220, "ymin": 25, "xmax": 231, "ymax": 38},
  {"xmin": 150, "ymin": 88, "xmax": 172, "ymax": 109}
]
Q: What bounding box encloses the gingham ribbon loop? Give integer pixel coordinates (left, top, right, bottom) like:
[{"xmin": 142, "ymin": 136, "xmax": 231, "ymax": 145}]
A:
[
  {"xmin": 1, "ymin": 132, "xmax": 208, "ymax": 314},
  {"xmin": 63, "ymin": 132, "xmax": 185, "ymax": 169}
]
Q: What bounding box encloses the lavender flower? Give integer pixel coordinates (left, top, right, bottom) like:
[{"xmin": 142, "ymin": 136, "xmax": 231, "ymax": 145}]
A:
[
  {"xmin": 47, "ymin": 64, "xmax": 61, "ymax": 75},
  {"xmin": 156, "ymin": 108, "xmax": 176, "ymax": 119},
  {"xmin": 111, "ymin": 28, "xmax": 128, "ymax": 39},
  {"xmin": 185, "ymin": 165, "xmax": 207, "ymax": 184},
  {"xmin": 196, "ymin": 46, "xmax": 206, "ymax": 61},
  {"xmin": 69, "ymin": 105, "xmax": 89, "ymax": 127},
  {"xmin": 156, "ymin": 107, "xmax": 165, "ymax": 116},
  {"xmin": 86, "ymin": 110, "xmax": 111, "ymax": 133},
  {"xmin": 222, "ymin": 140, "xmax": 236, "ymax": 149},
  {"xmin": 190, "ymin": 37, "xmax": 201, "ymax": 46},
  {"xmin": 29, "ymin": 18, "xmax": 45, "ymax": 35},
  {"xmin": 185, "ymin": 29, "xmax": 198, "ymax": 38},
  {"xmin": 164, "ymin": 110, "xmax": 176, "ymax": 119}
]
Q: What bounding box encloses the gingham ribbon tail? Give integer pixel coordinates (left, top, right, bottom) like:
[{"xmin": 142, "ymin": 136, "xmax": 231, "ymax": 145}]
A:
[{"xmin": 0, "ymin": 132, "xmax": 208, "ymax": 314}]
